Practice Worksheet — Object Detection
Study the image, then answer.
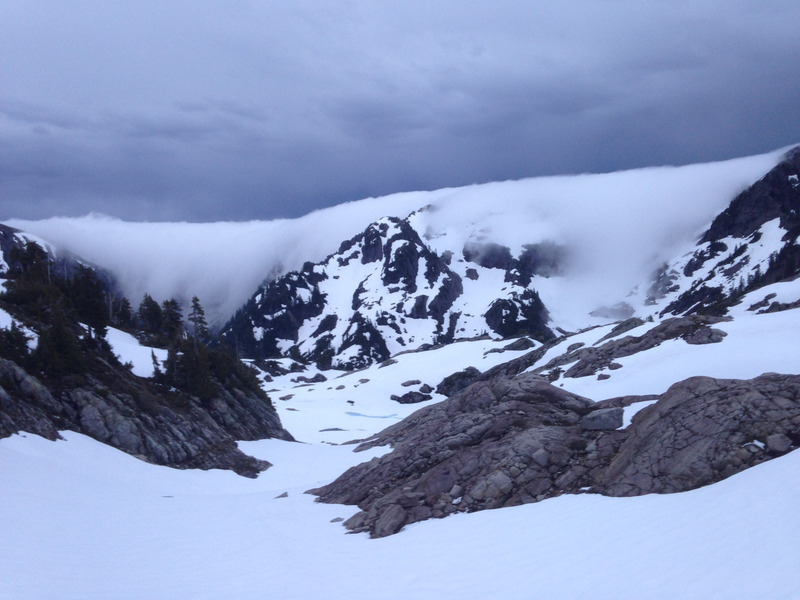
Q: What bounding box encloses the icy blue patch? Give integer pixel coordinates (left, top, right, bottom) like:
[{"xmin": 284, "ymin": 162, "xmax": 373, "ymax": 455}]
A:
[{"xmin": 345, "ymin": 412, "xmax": 399, "ymax": 419}]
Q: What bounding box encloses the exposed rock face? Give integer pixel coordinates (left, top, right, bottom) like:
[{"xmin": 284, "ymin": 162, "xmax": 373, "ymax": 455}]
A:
[
  {"xmin": 597, "ymin": 374, "xmax": 800, "ymax": 496},
  {"xmin": 0, "ymin": 357, "xmax": 293, "ymax": 477},
  {"xmin": 650, "ymin": 147, "xmax": 800, "ymax": 315},
  {"xmin": 428, "ymin": 314, "xmax": 732, "ymax": 395},
  {"xmin": 484, "ymin": 289, "xmax": 552, "ymax": 341},
  {"xmin": 703, "ymin": 147, "xmax": 800, "ymax": 242},
  {"xmin": 311, "ymin": 372, "xmax": 800, "ymax": 537},
  {"xmin": 533, "ymin": 314, "xmax": 730, "ymax": 379},
  {"xmin": 222, "ymin": 216, "xmax": 555, "ymax": 369},
  {"xmin": 463, "ymin": 240, "xmax": 567, "ymax": 286}
]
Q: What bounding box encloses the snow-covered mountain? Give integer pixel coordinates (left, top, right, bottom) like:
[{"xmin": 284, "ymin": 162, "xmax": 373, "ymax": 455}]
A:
[
  {"xmin": 220, "ymin": 213, "xmax": 554, "ymax": 369},
  {"xmin": 217, "ymin": 146, "xmax": 800, "ymax": 369},
  {"xmin": 3, "ymin": 145, "xmax": 800, "ymax": 598},
  {"xmin": 6, "ymin": 147, "xmax": 786, "ymax": 329},
  {"xmin": 642, "ymin": 147, "xmax": 800, "ymax": 316}
]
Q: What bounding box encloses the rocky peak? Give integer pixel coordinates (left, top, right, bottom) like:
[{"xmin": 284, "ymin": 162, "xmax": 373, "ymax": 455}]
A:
[
  {"xmin": 701, "ymin": 146, "xmax": 800, "ymax": 243},
  {"xmin": 221, "ymin": 215, "xmax": 555, "ymax": 370}
]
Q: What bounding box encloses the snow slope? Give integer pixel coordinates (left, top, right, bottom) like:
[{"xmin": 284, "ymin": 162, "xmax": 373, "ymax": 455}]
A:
[
  {"xmin": 105, "ymin": 327, "xmax": 168, "ymax": 378},
  {"xmin": 2, "ymin": 426, "xmax": 798, "ymax": 599},
  {"xmin": 2, "ymin": 299, "xmax": 800, "ymax": 599},
  {"xmin": 528, "ymin": 281, "xmax": 800, "ymax": 400}
]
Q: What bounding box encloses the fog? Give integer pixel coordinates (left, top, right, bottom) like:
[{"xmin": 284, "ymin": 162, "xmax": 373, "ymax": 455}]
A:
[{"xmin": 7, "ymin": 148, "xmax": 785, "ymax": 328}]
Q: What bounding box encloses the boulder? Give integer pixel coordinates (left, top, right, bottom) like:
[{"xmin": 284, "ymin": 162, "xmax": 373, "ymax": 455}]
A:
[{"xmin": 580, "ymin": 408, "xmax": 623, "ymax": 430}]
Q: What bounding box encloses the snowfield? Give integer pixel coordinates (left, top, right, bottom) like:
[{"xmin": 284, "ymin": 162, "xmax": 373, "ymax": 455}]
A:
[
  {"xmin": 2, "ymin": 428, "xmax": 799, "ymax": 600},
  {"xmin": 105, "ymin": 327, "xmax": 169, "ymax": 378},
  {"xmin": 3, "ymin": 299, "xmax": 800, "ymax": 599}
]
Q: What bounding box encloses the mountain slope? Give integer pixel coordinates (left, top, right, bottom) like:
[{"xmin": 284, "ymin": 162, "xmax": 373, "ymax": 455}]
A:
[
  {"xmin": 0, "ymin": 228, "xmax": 292, "ymax": 475},
  {"xmin": 221, "ymin": 146, "xmax": 800, "ymax": 370},
  {"xmin": 221, "ymin": 214, "xmax": 554, "ymax": 369},
  {"xmin": 6, "ymin": 147, "xmax": 787, "ymax": 329},
  {"xmin": 640, "ymin": 146, "xmax": 800, "ymax": 316}
]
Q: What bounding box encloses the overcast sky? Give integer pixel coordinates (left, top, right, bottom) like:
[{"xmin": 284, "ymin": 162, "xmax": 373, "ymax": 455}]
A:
[{"xmin": 2, "ymin": 0, "xmax": 800, "ymax": 222}]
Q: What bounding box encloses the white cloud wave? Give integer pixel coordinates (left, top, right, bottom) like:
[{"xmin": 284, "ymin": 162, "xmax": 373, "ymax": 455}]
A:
[{"xmin": 6, "ymin": 148, "xmax": 785, "ymax": 329}]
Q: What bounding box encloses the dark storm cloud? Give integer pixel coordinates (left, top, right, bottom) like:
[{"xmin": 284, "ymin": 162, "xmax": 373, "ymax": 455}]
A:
[{"xmin": 2, "ymin": 0, "xmax": 799, "ymax": 222}]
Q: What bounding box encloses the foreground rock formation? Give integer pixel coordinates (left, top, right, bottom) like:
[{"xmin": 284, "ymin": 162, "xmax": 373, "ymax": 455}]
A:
[{"xmin": 312, "ymin": 372, "xmax": 800, "ymax": 537}]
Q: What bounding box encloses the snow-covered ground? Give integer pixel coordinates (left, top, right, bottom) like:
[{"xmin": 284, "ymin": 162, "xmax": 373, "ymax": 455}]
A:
[
  {"xmin": 2, "ymin": 300, "xmax": 800, "ymax": 599},
  {"xmin": 531, "ymin": 298, "xmax": 800, "ymax": 401},
  {"xmin": 105, "ymin": 327, "xmax": 168, "ymax": 378},
  {"xmin": 0, "ymin": 306, "xmax": 38, "ymax": 350},
  {"xmin": 2, "ymin": 427, "xmax": 799, "ymax": 599},
  {"xmin": 259, "ymin": 336, "xmax": 537, "ymax": 444}
]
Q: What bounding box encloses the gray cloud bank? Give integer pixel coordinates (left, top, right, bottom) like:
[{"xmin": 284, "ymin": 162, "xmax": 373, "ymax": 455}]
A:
[{"xmin": 2, "ymin": 0, "xmax": 800, "ymax": 222}]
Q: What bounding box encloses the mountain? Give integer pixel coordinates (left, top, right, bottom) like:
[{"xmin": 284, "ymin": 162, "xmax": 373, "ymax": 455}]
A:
[
  {"xmin": 2, "ymin": 147, "xmax": 800, "ymax": 597},
  {"xmin": 220, "ymin": 214, "xmax": 555, "ymax": 369},
  {"xmin": 219, "ymin": 146, "xmax": 800, "ymax": 371},
  {"xmin": 641, "ymin": 146, "xmax": 800, "ymax": 316},
  {"xmin": 0, "ymin": 225, "xmax": 292, "ymax": 476},
  {"xmin": 6, "ymin": 147, "xmax": 784, "ymax": 330}
]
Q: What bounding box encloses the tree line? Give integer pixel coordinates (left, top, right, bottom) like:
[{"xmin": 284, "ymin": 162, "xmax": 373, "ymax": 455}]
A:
[{"xmin": 1, "ymin": 240, "xmax": 266, "ymax": 402}]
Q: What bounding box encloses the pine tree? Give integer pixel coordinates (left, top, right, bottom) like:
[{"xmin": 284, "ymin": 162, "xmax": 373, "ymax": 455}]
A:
[
  {"xmin": 188, "ymin": 296, "xmax": 209, "ymax": 343},
  {"xmin": 1, "ymin": 241, "xmax": 60, "ymax": 317},
  {"xmin": 32, "ymin": 310, "xmax": 85, "ymax": 378},
  {"xmin": 113, "ymin": 297, "xmax": 134, "ymax": 328},
  {"xmin": 0, "ymin": 321, "xmax": 31, "ymax": 364},
  {"xmin": 71, "ymin": 265, "xmax": 108, "ymax": 341},
  {"xmin": 137, "ymin": 294, "xmax": 162, "ymax": 334},
  {"xmin": 160, "ymin": 298, "xmax": 184, "ymax": 346}
]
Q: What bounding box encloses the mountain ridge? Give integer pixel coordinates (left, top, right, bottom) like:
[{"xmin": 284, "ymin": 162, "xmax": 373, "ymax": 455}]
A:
[
  {"xmin": 219, "ymin": 146, "xmax": 800, "ymax": 371},
  {"xmin": 6, "ymin": 146, "xmax": 788, "ymax": 329}
]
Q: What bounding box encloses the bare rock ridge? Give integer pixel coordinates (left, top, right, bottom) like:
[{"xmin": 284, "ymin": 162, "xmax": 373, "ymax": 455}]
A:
[
  {"xmin": 425, "ymin": 314, "xmax": 730, "ymax": 393},
  {"xmin": 311, "ymin": 372, "xmax": 800, "ymax": 537}
]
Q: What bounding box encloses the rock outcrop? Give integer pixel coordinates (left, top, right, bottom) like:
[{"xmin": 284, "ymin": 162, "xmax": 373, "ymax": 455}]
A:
[
  {"xmin": 311, "ymin": 372, "xmax": 800, "ymax": 537},
  {"xmin": 0, "ymin": 356, "xmax": 293, "ymax": 476},
  {"xmin": 1, "ymin": 230, "xmax": 295, "ymax": 477}
]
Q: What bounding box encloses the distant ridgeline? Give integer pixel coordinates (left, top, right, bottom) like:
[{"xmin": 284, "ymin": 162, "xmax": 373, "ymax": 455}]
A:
[
  {"xmin": 0, "ymin": 224, "xmax": 291, "ymax": 476},
  {"xmin": 220, "ymin": 147, "xmax": 800, "ymax": 370}
]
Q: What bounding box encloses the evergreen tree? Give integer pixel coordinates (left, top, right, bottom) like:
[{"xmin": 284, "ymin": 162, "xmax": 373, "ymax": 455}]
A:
[
  {"xmin": 8, "ymin": 241, "xmax": 51, "ymax": 284},
  {"xmin": 1, "ymin": 242, "xmax": 60, "ymax": 317},
  {"xmin": 188, "ymin": 296, "xmax": 209, "ymax": 343},
  {"xmin": 160, "ymin": 298, "xmax": 184, "ymax": 346},
  {"xmin": 137, "ymin": 294, "xmax": 162, "ymax": 334},
  {"xmin": 71, "ymin": 265, "xmax": 108, "ymax": 341},
  {"xmin": 0, "ymin": 321, "xmax": 31, "ymax": 365},
  {"xmin": 113, "ymin": 297, "xmax": 134, "ymax": 329},
  {"xmin": 32, "ymin": 310, "xmax": 85, "ymax": 378}
]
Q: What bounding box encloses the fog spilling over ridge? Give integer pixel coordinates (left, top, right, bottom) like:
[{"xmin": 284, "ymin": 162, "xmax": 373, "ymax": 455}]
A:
[{"xmin": 7, "ymin": 149, "xmax": 787, "ymax": 328}]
